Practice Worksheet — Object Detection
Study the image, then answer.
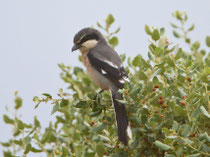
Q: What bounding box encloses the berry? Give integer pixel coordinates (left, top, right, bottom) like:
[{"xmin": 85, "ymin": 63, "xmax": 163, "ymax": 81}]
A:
[
  {"xmin": 158, "ymin": 99, "xmax": 164, "ymax": 105},
  {"xmin": 104, "ymin": 152, "xmax": 108, "ymax": 155},
  {"xmin": 162, "ymin": 104, "xmax": 168, "ymax": 108},
  {"xmin": 154, "ymin": 85, "xmax": 159, "ymax": 88},
  {"xmin": 180, "ymin": 101, "xmax": 186, "ymax": 106},
  {"xmin": 182, "ymin": 95, "xmax": 187, "ymax": 99},
  {"xmin": 116, "ymin": 145, "xmax": 119, "ymax": 149},
  {"xmin": 89, "ymin": 121, "xmax": 95, "ymax": 126},
  {"xmin": 189, "ymin": 133, "xmax": 196, "ymax": 138},
  {"xmin": 187, "ymin": 77, "xmax": 191, "ymax": 82}
]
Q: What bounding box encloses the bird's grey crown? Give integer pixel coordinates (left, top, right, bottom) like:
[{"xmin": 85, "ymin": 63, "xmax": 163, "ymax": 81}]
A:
[{"xmin": 73, "ymin": 28, "xmax": 104, "ymax": 45}]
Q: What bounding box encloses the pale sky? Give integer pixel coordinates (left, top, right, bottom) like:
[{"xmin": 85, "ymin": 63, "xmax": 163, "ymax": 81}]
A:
[{"xmin": 0, "ymin": 0, "xmax": 210, "ymax": 155}]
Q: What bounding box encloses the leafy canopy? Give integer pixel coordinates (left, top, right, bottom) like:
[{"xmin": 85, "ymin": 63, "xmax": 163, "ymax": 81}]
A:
[{"xmin": 1, "ymin": 11, "xmax": 210, "ymax": 157}]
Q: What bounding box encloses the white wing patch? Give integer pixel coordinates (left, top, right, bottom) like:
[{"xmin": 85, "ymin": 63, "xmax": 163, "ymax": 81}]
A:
[
  {"xmin": 119, "ymin": 79, "xmax": 125, "ymax": 84},
  {"xmin": 101, "ymin": 69, "xmax": 107, "ymax": 74},
  {"xmin": 102, "ymin": 59, "xmax": 119, "ymax": 69},
  {"xmin": 123, "ymin": 76, "xmax": 130, "ymax": 82}
]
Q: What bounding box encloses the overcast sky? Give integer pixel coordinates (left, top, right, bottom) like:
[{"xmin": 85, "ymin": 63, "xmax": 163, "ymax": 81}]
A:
[{"xmin": 0, "ymin": 0, "xmax": 210, "ymax": 155}]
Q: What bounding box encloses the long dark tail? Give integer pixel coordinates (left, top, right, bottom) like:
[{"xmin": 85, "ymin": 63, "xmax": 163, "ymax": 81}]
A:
[{"xmin": 111, "ymin": 91, "xmax": 128, "ymax": 145}]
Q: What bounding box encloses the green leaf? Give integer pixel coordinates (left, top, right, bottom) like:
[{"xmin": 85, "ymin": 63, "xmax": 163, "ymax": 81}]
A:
[
  {"xmin": 97, "ymin": 22, "xmax": 103, "ymax": 29},
  {"xmin": 13, "ymin": 139, "xmax": 23, "ymax": 146},
  {"xmin": 90, "ymin": 109, "xmax": 102, "ymax": 117},
  {"xmin": 14, "ymin": 96, "xmax": 22, "ymax": 110},
  {"xmin": 61, "ymin": 146, "xmax": 69, "ymax": 157},
  {"xmin": 160, "ymin": 27, "xmax": 165, "ymax": 36},
  {"xmin": 173, "ymin": 30, "xmax": 181, "ymax": 38},
  {"xmin": 34, "ymin": 116, "xmax": 40, "ymax": 128},
  {"xmin": 96, "ymin": 143, "xmax": 105, "ymax": 157},
  {"xmin": 148, "ymin": 51, "xmax": 154, "ymax": 61},
  {"xmin": 113, "ymin": 27, "xmax": 120, "ymax": 34},
  {"xmin": 24, "ymin": 143, "xmax": 31, "ymax": 154},
  {"xmin": 30, "ymin": 147, "xmax": 42, "ymax": 153},
  {"xmin": 33, "ymin": 96, "xmax": 39, "ymax": 103},
  {"xmin": 106, "ymin": 14, "xmax": 115, "ymax": 26},
  {"xmin": 3, "ymin": 151, "xmax": 14, "ymax": 157},
  {"xmin": 120, "ymin": 54, "xmax": 126, "ymax": 62},
  {"xmin": 173, "ymin": 105, "xmax": 187, "ymax": 116},
  {"xmin": 112, "ymin": 153, "xmax": 127, "ymax": 157},
  {"xmin": 94, "ymin": 123, "xmax": 107, "ymax": 132},
  {"xmin": 200, "ymin": 106, "xmax": 210, "ymax": 118},
  {"xmin": 170, "ymin": 23, "xmax": 178, "ymax": 28},
  {"xmin": 186, "ymin": 153, "xmax": 201, "ymax": 157},
  {"xmin": 25, "ymin": 136, "xmax": 31, "ymax": 145},
  {"xmin": 152, "ymin": 29, "xmax": 160, "ymax": 41},
  {"xmin": 144, "ymin": 25, "xmax": 152, "ymax": 35},
  {"xmin": 154, "ymin": 140, "xmax": 172, "ymax": 151},
  {"xmin": 42, "ymin": 93, "xmax": 52, "ymax": 99},
  {"xmin": 41, "ymin": 131, "xmax": 51, "ymax": 144},
  {"xmin": 3, "ymin": 115, "xmax": 14, "ymax": 124},
  {"xmin": 206, "ymin": 36, "xmax": 210, "ymax": 47},
  {"xmin": 175, "ymin": 48, "xmax": 183, "ymax": 60},
  {"xmin": 109, "ymin": 36, "xmax": 119, "ymax": 48},
  {"xmin": 138, "ymin": 71, "xmax": 148, "ymax": 81},
  {"xmin": 132, "ymin": 55, "xmax": 141, "ymax": 67},
  {"xmin": 17, "ymin": 119, "xmax": 25, "ymax": 130},
  {"xmin": 182, "ymin": 124, "xmax": 191, "ymax": 137},
  {"xmin": 191, "ymin": 41, "xmax": 200, "ymax": 51},
  {"xmin": 0, "ymin": 142, "xmax": 11, "ymax": 147},
  {"xmin": 188, "ymin": 24, "xmax": 195, "ymax": 31},
  {"xmin": 60, "ymin": 99, "xmax": 69, "ymax": 107},
  {"xmin": 75, "ymin": 101, "xmax": 88, "ymax": 108},
  {"xmin": 172, "ymin": 121, "xmax": 179, "ymax": 132},
  {"xmin": 51, "ymin": 103, "xmax": 60, "ymax": 115},
  {"xmin": 73, "ymin": 67, "xmax": 83, "ymax": 75}
]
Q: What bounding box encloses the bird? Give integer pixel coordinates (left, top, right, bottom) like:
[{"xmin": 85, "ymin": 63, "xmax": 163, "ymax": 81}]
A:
[{"xmin": 71, "ymin": 27, "xmax": 132, "ymax": 145}]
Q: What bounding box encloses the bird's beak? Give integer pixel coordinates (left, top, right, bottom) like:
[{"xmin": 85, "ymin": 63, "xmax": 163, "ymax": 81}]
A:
[{"xmin": 71, "ymin": 44, "xmax": 81, "ymax": 52}]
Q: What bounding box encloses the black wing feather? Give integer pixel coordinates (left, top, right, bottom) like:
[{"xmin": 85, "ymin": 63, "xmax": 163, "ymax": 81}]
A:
[{"xmin": 87, "ymin": 45, "xmax": 128, "ymax": 89}]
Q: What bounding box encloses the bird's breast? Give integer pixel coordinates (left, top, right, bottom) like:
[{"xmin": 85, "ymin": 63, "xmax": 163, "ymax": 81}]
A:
[{"xmin": 81, "ymin": 52, "xmax": 113, "ymax": 90}]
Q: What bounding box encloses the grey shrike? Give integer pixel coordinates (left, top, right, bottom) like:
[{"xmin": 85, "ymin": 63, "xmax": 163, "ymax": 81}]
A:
[{"xmin": 72, "ymin": 28, "xmax": 132, "ymax": 145}]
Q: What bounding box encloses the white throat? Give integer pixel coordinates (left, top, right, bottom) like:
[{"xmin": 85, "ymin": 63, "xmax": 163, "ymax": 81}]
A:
[{"xmin": 79, "ymin": 39, "xmax": 98, "ymax": 53}]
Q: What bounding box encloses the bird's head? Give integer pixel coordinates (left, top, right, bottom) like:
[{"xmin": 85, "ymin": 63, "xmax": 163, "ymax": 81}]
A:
[{"xmin": 72, "ymin": 28, "xmax": 104, "ymax": 52}]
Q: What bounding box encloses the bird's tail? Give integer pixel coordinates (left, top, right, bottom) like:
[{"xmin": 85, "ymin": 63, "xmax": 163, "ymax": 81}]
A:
[{"xmin": 111, "ymin": 91, "xmax": 129, "ymax": 145}]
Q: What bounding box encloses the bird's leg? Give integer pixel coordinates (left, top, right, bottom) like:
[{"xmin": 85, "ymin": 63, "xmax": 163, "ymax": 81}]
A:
[{"xmin": 93, "ymin": 90, "xmax": 104, "ymax": 102}]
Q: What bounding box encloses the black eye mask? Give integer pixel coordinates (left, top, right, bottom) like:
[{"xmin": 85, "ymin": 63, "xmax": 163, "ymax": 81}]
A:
[{"xmin": 79, "ymin": 34, "xmax": 99, "ymax": 45}]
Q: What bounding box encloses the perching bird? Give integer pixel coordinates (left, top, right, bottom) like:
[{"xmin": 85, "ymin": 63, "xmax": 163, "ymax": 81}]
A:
[{"xmin": 72, "ymin": 28, "xmax": 131, "ymax": 145}]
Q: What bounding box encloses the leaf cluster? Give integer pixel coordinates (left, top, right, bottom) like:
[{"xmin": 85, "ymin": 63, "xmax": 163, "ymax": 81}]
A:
[{"xmin": 1, "ymin": 13, "xmax": 210, "ymax": 157}]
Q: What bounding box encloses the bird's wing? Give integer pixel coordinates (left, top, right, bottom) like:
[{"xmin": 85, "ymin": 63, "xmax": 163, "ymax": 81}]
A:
[{"xmin": 87, "ymin": 44, "xmax": 129, "ymax": 89}]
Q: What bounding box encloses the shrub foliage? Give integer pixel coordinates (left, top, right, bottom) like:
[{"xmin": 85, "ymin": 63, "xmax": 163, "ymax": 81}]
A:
[{"xmin": 1, "ymin": 11, "xmax": 210, "ymax": 157}]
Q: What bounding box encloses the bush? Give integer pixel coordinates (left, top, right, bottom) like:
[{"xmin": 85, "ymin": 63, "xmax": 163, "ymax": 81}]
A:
[{"xmin": 1, "ymin": 11, "xmax": 210, "ymax": 157}]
